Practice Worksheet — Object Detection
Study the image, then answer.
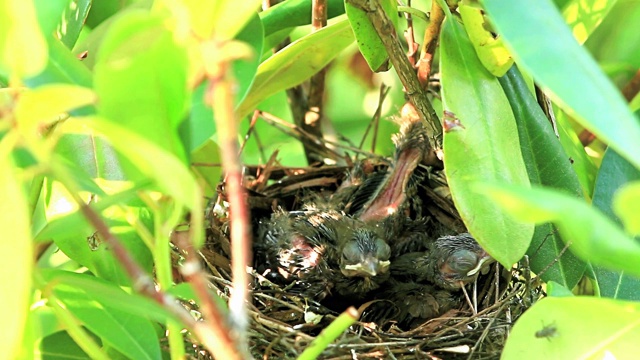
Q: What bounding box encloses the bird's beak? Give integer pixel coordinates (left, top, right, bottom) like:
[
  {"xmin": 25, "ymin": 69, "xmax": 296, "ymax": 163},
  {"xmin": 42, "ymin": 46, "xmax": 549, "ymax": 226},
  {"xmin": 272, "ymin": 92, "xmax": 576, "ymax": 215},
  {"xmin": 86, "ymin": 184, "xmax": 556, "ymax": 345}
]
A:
[
  {"xmin": 343, "ymin": 259, "xmax": 389, "ymax": 277},
  {"xmin": 466, "ymin": 255, "xmax": 494, "ymax": 276}
]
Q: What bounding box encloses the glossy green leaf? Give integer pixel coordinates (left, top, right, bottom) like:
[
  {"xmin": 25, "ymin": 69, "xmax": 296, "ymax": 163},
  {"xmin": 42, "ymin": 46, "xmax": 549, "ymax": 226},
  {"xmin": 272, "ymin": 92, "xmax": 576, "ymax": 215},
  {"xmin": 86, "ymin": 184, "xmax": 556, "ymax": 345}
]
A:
[
  {"xmin": 0, "ymin": 138, "xmax": 32, "ymax": 360},
  {"xmin": 33, "ymin": 0, "xmax": 67, "ymax": 36},
  {"xmin": 499, "ymin": 66, "xmax": 585, "ymax": 288},
  {"xmin": 440, "ymin": 17, "xmax": 533, "ymax": 267},
  {"xmin": 345, "ymin": 0, "xmax": 396, "ymax": 71},
  {"xmin": 94, "ymin": 10, "xmax": 189, "ymax": 161},
  {"xmin": 503, "ymin": 297, "xmax": 640, "ymax": 359},
  {"xmin": 0, "ymin": 0, "xmax": 48, "ymax": 78},
  {"xmin": 43, "ymin": 271, "xmax": 161, "ymax": 360},
  {"xmin": 58, "ymin": 0, "xmax": 92, "ymax": 48},
  {"xmin": 562, "ymin": 0, "xmax": 617, "ymax": 44},
  {"xmin": 482, "ymin": 0, "xmax": 640, "ymax": 170},
  {"xmin": 54, "ymin": 134, "xmax": 127, "ymax": 182},
  {"xmin": 477, "ymin": 183, "xmax": 640, "ymax": 278},
  {"xmin": 237, "ymin": 17, "xmax": 355, "ymax": 118},
  {"xmin": 592, "ymin": 147, "xmax": 640, "ymax": 300},
  {"xmin": 260, "ymin": 0, "xmax": 346, "ymax": 37},
  {"xmin": 613, "ymin": 181, "xmax": 640, "ymax": 235}
]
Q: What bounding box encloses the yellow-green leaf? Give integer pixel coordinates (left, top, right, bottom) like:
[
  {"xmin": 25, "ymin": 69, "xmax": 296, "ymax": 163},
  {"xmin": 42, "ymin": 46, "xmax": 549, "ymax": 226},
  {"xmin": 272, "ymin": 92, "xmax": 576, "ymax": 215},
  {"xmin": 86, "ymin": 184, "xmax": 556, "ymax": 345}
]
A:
[
  {"xmin": 0, "ymin": 0, "xmax": 48, "ymax": 78},
  {"xmin": 613, "ymin": 181, "xmax": 640, "ymax": 236}
]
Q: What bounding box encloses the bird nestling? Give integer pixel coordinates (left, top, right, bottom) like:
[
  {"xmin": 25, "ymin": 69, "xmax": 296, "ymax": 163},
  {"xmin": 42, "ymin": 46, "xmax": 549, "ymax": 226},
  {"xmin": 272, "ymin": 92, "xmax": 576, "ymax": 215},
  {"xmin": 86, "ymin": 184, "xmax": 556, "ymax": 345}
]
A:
[
  {"xmin": 257, "ymin": 208, "xmax": 392, "ymax": 300},
  {"xmin": 391, "ymin": 233, "xmax": 494, "ymax": 290}
]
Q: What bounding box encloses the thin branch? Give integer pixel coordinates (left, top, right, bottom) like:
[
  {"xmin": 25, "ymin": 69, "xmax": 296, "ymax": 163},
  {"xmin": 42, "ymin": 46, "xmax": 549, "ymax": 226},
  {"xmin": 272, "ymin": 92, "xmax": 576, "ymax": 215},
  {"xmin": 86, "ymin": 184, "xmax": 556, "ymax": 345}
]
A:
[
  {"xmin": 206, "ymin": 42, "xmax": 252, "ymax": 359},
  {"xmin": 417, "ymin": 0, "xmax": 444, "ymax": 87},
  {"xmin": 346, "ymin": 0, "xmax": 441, "ymax": 143},
  {"xmin": 306, "ymin": 0, "xmax": 328, "ymax": 145}
]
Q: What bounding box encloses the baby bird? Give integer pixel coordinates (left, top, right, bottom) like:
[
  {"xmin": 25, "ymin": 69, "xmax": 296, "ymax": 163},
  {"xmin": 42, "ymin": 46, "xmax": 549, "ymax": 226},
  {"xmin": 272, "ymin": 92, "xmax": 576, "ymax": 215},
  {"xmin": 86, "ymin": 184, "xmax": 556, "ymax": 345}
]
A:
[
  {"xmin": 391, "ymin": 233, "xmax": 493, "ymax": 290},
  {"xmin": 258, "ymin": 209, "xmax": 391, "ymax": 300}
]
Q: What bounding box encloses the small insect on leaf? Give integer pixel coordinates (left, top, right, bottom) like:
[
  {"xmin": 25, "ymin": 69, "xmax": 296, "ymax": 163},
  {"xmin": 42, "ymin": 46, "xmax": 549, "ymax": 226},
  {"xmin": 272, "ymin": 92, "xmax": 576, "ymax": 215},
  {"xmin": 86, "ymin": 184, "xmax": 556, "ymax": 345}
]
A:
[
  {"xmin": 443, "ymin": 110, "xmax": 465, "ymax": 133},
  {"xmin": 535, "ymin": 322, "xmax": 558, "ymax": 340}
]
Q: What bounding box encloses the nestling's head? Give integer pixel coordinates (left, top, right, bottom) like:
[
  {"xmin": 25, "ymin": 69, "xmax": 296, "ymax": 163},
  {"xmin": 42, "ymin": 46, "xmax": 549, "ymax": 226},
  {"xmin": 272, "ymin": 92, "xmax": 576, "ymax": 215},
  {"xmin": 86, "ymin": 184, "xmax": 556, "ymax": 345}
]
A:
[{"xmin": 340, "ymin": 229, "xmax": 391, "ymax": 277}]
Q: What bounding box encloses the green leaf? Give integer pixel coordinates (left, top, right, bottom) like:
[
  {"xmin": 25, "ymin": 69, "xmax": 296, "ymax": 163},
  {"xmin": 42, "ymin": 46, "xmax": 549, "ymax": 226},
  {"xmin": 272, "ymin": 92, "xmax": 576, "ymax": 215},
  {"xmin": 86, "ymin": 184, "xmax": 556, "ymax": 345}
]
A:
[
  {"xmin": 38, "ymin": 330, "xmax": 93, "ymax": 360},
  {"xmin": 58, "ymin": 0, "xmax": 93, "ymax": 48},
  {"xmin": 237, "ymin": 17, "xmax": 355, "ymax": 118},
  {"xmin": 592, "ymin": 147, "xmax": 640, "ymax": 300},
  {"xmin": 562, "ymin": 0, "xmax": 617, "ymax": 45},
  {"xmin": 0, "ymin": 0, "xmax": 48, "ymax": 78},
  {"xmin": 482, "ymin": 0, "xmax": 640, "ymax": 170},
  {"xmin": 42, "ymin": 270, "xmax": 162, "ymax": 360},
  {"xmin": 503, "ymin": 297, "xmax": 640, "ymax": 359},
  {"xmin": 498, "ymin": 66, "xmax": 585, "ymax": 288},
  {"xmin": 25, "ymin": 36, "xmax": 93, "ymax": 87},
  {"xmin": 191, "ymin": 139, "xmax": 221, "ymax": 196},
  {"xmin": 0, "ymin": 138, "xmax": 33, "ymax": 360},
  {"xmin": 345, "ymin": 0, "xmax": 396, "ymax": 71},
  {"xmin": 477, "ymin": 183, "xmax": 640, "ymax": 278},
  {"xmin": 179, "ymin": 0, "xmax": 260, "ymax": 40},
  {"xmin": 440, "ymin": 17, "xmax": 533, "ymax": 267},
  {"xmin": 94, "ymin": 10, "xmax": 189, "ymax": 161}
]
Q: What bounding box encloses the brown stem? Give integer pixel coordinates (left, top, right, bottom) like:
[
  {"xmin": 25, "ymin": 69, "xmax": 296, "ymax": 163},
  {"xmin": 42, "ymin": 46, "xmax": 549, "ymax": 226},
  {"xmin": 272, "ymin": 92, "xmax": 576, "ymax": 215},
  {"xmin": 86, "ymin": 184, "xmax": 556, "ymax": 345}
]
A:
[
  {"xmin": 346, "ymin": 0, "xmax": 441, "ymax": 143},
  {"xmin": 206, "ymin": 43, "xmax": 252, "ymax": 358},
  {"xmin": 77, "ymin": 203, "xmax": 240, "ymax": 359},
  {"xmin": 417, "ymin": 0, "xmax": 444, "ymax": 87},
  {"xmin": 403, "ymin": 0, "xmax": 419, "ymax": 67}
]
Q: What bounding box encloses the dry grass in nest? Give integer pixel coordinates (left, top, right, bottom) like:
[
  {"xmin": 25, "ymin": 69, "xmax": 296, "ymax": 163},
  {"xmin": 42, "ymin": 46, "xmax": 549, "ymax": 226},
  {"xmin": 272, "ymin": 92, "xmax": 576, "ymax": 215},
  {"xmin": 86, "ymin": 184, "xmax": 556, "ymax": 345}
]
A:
[{"xmin": 194, "ymin": 163, "xmax": 543, "ymax": 359}]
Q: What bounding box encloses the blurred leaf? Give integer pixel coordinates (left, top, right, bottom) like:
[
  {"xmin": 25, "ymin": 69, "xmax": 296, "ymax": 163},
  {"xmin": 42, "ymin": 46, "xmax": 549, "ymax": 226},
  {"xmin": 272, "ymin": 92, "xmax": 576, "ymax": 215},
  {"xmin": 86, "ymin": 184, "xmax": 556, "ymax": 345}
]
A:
[
  {"xmin": 613, "ymin": 181, "xmax": 640, "ymax": 235},
  {"xmin": 15, "ymin": 84, "xmax": 96, "ymax": 132},
  {"xmin": 502, "ymin": 297, "xmax": 640, "ymax": 359},
  {"xmin": 43, "ymin": 270, "xmax": 161, "ymax": 360},
  {"xmin": 592, "ymin": 147, "xmax": 640, "ymax": 300},
  {"xmin": 38, "ymin": 330, "xmax": 93, "ymax": 360},
  {"xmin": 477, "ymin": 183, "xmax": 640, "ymax": 278},
  {"xmin": 54, "ymin": 134, "xmax": 126, "ymax": 182},
  {"xmin": 345, "ymin": 0, "xmax": 396, "ymax": 71},
  {"xmin": 180, "ymin": 0, "xmax": 260, "ymax": 40},
  {"xmin": 0, "ymin": 0, "xmax": 48, "ymax": 78},
  {"xmin": 260, "ymin": 0, "xmax": 346, "ymax": 37},
  {"xmin": 60, "ymin": 117, "xmax": 200, "ymax": 211},
  {"xmin": 25, "ymin": 37, "xmax": 93, "ymax": 88},
  {"xmin": 546, "ymin": 281, "xmax": 574, "ymax": 297},
  {"xmin": 460, "ymin": 0, "xmax": 513, "ymax": 76},
  {"xmin": 58, "ymin": 0, "xmax": 92, "ymax": 48},
  {"xmin": 237, "ymin": 17, "xmax": 355, "ymax": 118},
  {"xmin": 94, "ymin": 10, "xmax": 189, "ymax": 161},
  {"xmin": 499, "ymin": 66, "xmax": 585, "ymax": 288},
  {"xmin": 440, "ymin": 17, "xmax": 533, "ymax": 267},
  {"xmin": 585, "ymin": 0, "xmax": 640, "ymax": 69},
  {"xmin": 33, "ymin": 0, "xmax": 68, "ymax": 36},
  {"xmin": 562, "ymin": 0, "xmax": 617, "ymax": 44},
  {"xmin": 483, "ymin": 0, "xmax": 640, "ymax": 170},
  {"xmin": 0, "ymin": 139, "xmax": 32, "ymax": 360}
]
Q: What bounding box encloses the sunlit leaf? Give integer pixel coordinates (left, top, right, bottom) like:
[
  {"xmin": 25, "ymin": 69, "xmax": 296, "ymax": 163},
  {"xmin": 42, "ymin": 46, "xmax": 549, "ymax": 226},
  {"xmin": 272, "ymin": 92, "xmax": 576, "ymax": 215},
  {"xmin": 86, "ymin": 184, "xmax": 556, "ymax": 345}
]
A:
[
  {"xmin": 482, "ymin": 0, "xmax": 640, "ymax": 169},
  {"xmin": 562, "ymin": 0, "xmax": 617, "ymax": 44},
  {"xmin": 58, "ymin": 0, "xmax": 93, "ymax": 48},
  {"xmin": 499, "ymin": 66, "xmax": 585, "ymax": 288},
  {"xmin": 236, "ymin": 17, "xmax": 355, "ymax": 118},
  {"xmin": 503, "ymin": 297, "xmax": 640, "ymax": 359},
  {"xmin": 440, "ymin": 17, "xmax": 533, "ymax": 267},
  {"xmin": 25, "ymin": 36, "xmax": 92, "ymax": 88},
  {"xmin": 0, "ymin": 0, "xmax": 48, "ymax": 78},
  {"xmin": 477, "ymin": 183, "xmax": 640, "ymax": 278}
]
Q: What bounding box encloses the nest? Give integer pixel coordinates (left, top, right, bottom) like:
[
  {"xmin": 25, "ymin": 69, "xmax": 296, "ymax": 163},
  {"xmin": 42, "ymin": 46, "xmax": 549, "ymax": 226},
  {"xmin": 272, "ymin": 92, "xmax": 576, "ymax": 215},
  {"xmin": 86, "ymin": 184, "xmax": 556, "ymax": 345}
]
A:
[{"xmin": 194, "ymin": 157, "xmax": 543, "ymax": 359}]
